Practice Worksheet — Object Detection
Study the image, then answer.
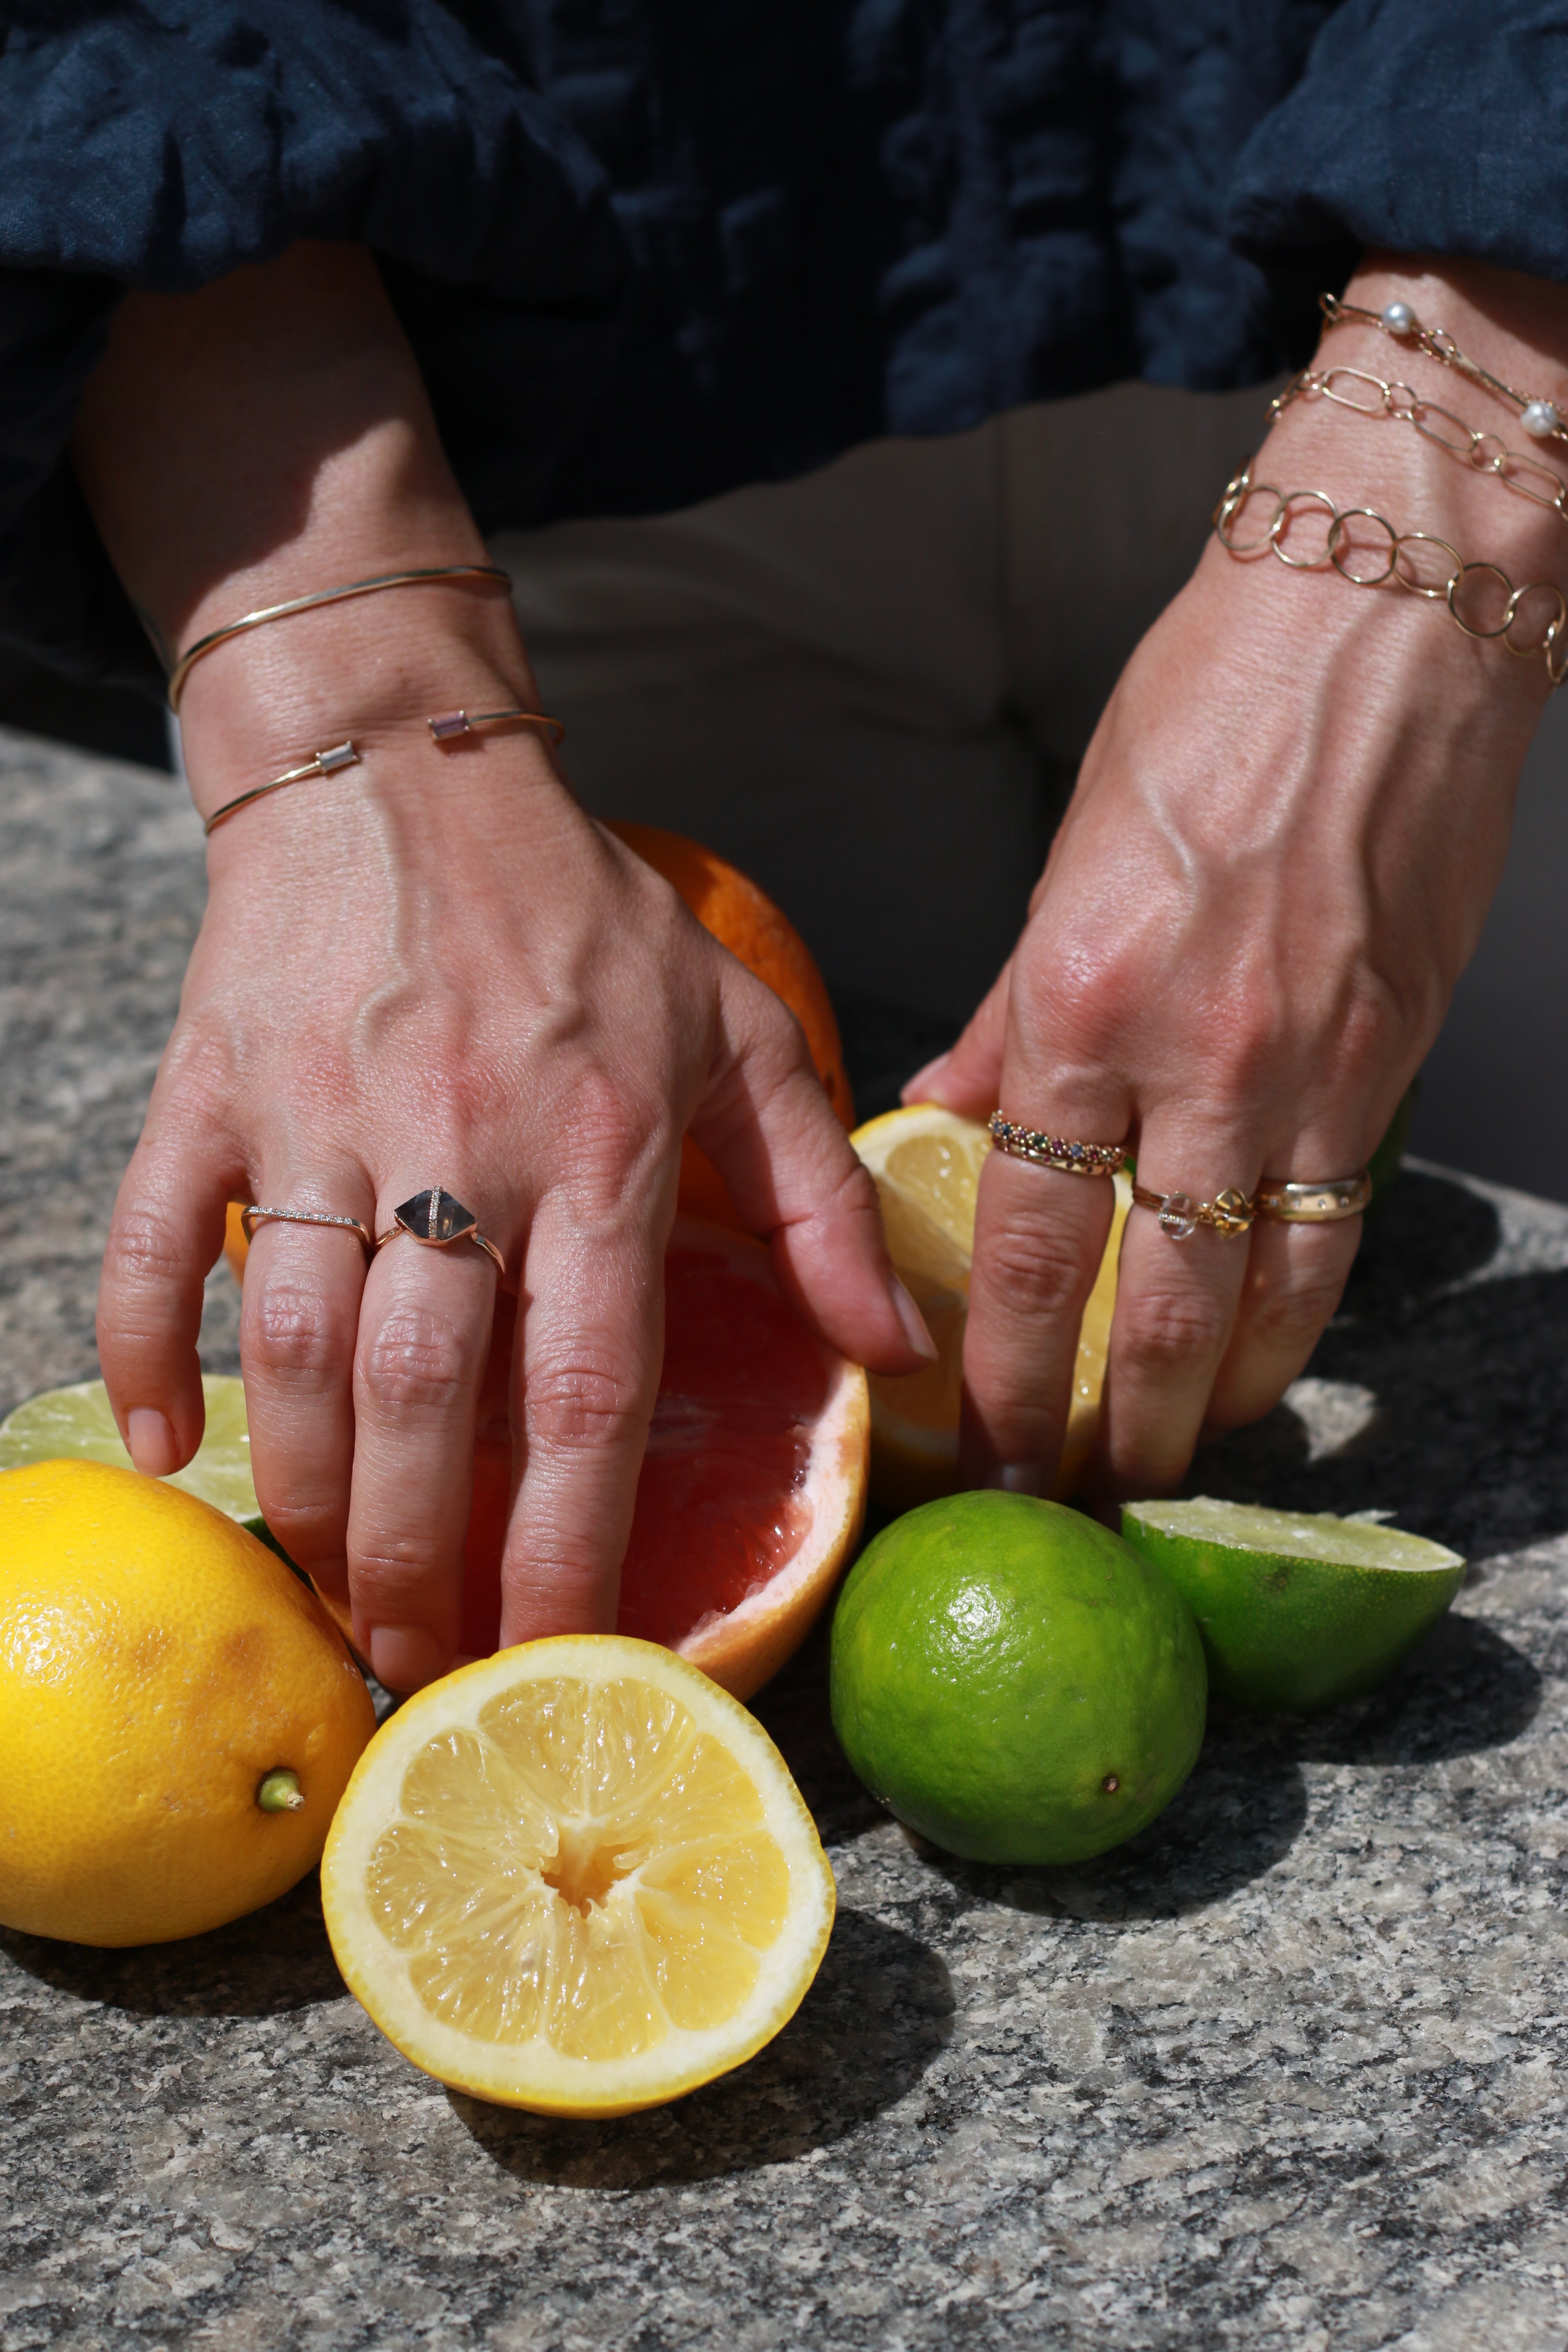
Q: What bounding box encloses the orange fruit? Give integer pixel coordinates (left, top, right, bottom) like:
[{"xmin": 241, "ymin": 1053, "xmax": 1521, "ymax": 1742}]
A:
[
  {"xmin": 605, "ymin": 822, "xmax": 854, "ymax": 1231},
  {"xmin": 300, "ymin": 1216, "xmax": 867, "ymax": 1700}
]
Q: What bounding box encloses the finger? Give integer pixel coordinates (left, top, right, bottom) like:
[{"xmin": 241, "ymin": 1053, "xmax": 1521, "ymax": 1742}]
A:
[
  {"xmin": 97, "ymin": 1130, "xmax": 237, "ymax": 1473},
  {"xmin": 1205, "ymin": 1213, "xmax": 1361, "ymax": 1431},
  {"xmin": 1095, "ymin": 1120, "xmax": 1256, "ymax": 1494},
  {"xmin": 907, "ymin": 955, "xmax": 1014, "ymax": 1115},
  {"xmin": 498, "ymin": 1193, "xmax": 665, "ymax": 1647},
  {"xmin": 692, "ymin": 967, "xmax": 936, "ymax": 1373},
  {"xmin": 240, "ymin": 1192, "xmax": 372, "ymax": 1599},
  {"xmin": 349, "ymin": 1225, "xmax": 496, "ymax": 1690},
  {"xmin": 960, "ymin": 1147, "xmax": 1118, "ymax": 1490}
]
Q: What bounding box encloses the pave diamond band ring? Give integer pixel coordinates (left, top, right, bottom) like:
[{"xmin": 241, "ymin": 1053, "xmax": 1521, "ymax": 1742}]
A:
[
  {"xmin": 374, "ymin": 1186, "xmax": 506, "ymax": 1277},
  {"xmin": 988, "ymin": 1115, "xmax": 1127, "ymax": 1177},
  {"xmin": 240, "ymin": 1205, "xmax": 374, "ymax": 1251},
  {"xmin": 1132, "ymin": 1184, "xmax": 1256, "ymax": 1241},
  {"xmin": 1256, "ymin": 1173, "xmax": 1372, "ymax": 1222}
]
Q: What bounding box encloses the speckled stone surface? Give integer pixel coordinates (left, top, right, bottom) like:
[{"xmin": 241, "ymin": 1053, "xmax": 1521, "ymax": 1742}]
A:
[{"xmin": 4, "ymin": 725, "xmax": 1568, "ymax": 2349}]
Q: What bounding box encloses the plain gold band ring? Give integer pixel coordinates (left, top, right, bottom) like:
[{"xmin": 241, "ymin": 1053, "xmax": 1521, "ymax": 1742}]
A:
[
  {"xmin": 1256, "ymin": 1173, "xmax": 1372, "ymax": 1222},
  {"xmin": 373, "ymin": 1185, "xmax": 506, "ymax": 1279},
  {"xmin": 240, "ymin": 1205, "xmax": 374, "ymax": 1252}
]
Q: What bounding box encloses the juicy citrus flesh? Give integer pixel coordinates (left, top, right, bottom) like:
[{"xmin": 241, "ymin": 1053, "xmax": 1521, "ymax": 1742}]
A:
[
  {"xmin": 851, "ymin": 1105, "xmax": 1130, "ymax": 1507},
  {"xmin": 322, "ymin": 1638, "xmax": 835, "ymax": 2114},
  {"xmin": 0, "ymin": 1458, "xmax": 374, "ymax": 1946},
  {"xmin": 831, "ymin": 1491, "xmax": 1207, "ymax": 1866},
  {"xmin": 434, "ymin": 1222, "xmax": 867, "ymax": 1699},
  {"xmin": 1121, "ymin": 1496, "xmax": 1467, "ymax": 1715},
  {"xmin": 0, "ymin": 1373, "xmax": 260, "ymax": 1525}
]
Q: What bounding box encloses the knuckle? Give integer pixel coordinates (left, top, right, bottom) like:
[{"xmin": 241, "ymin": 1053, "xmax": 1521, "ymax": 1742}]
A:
[
  {"xmin": 359, "ymin": 1310, "xmax": 478, "ymax": 1417},
  {"xmin": 525, "ymin": 1351, "xmax": 645, "ymax": 1456},
  {"xmin": 104, "ymin": 1206, "xmax": 189, "ymax": 1294},
  {"xmin": 973, "ymin": 1217, "xmax": 1089, "ymax": 1321},
  {"xmin": 245, "ymin": 1282, "xmax": 351, "ymax": 1387},
  {"xmin": 1241, "ymin": 1261, "xmax": 1351, "ymax": 1355},
  {"xmin": 1117, "ymin": 1284, "xmax": 1232, "ymax": 1378}
]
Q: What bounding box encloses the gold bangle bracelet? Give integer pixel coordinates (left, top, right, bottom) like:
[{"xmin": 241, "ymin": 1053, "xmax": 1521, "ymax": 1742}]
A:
[{"xmin": 166, "ymin": 562, "xmax": 513, "ymax": 711}]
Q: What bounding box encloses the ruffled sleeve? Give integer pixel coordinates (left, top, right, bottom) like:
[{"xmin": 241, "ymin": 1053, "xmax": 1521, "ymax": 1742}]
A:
[
  {"xmin": 0, "ymin": 2, "xmax": 627, "ymax": 689},
  {"xmin": 1228, "ymin": 0, "xmax": 1568, "ymax": 305}
]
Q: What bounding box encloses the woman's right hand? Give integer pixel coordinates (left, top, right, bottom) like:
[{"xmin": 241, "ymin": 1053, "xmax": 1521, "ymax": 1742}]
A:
[{"xmin": 71, "ymin": 244, "xmax": 931, "ymax": 1691}]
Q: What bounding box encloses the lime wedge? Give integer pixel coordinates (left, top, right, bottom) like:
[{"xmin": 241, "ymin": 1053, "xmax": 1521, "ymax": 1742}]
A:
[
  {"xmin": 0, "ymin": 1376, "xmax": 262, "ymax": 1529},
  {"xmin": 1120, "ymin": 1495, "xmax": 1465, "ymax": 1714}
]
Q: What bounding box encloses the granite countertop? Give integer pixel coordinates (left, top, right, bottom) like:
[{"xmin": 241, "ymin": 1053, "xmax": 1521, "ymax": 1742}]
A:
[{"xmin": 5, "ymin": 725, "xmax": 1568, "ymax": 2350}]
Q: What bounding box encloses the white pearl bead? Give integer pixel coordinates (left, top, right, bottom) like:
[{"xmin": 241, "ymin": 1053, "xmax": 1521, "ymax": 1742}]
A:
[
  {"xmin": 1381, "ymin": 300, "xmax": 1417, "ymax": 335},
  {"xmin": 1523, "ymin": 399, "xmax": 1561, "ymax": 439}
]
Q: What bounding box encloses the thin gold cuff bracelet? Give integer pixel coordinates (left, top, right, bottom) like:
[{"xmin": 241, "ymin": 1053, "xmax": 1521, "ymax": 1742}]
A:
[{"xmin": 167, "ymin": 561, "xmax": 514, "ymax": 710}]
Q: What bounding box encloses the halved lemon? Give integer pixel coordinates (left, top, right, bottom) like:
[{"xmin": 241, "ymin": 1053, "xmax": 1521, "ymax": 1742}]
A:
[
  {"xmin": 320, "ymin": 1636, "xmax": 835, "ymax": 2116},
  {"xmin": 851, "ymin": 1104, "xmax": 1130, "ymax": 1510}
]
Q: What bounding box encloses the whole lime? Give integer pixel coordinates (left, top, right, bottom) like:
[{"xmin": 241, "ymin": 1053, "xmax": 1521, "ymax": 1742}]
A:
[{"xmin": 830, "ymin": 1491, "xmax": 1207, "ymax": 1865}]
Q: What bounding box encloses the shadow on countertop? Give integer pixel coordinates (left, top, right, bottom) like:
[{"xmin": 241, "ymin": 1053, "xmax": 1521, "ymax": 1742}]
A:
[
  {"xmin": 0, "ymin": 1871, "xmax": 345, "ymax": 2018},
  {"xmin": 452, "ymin": 1902, "xmax": 954, "ymax": 2190}
]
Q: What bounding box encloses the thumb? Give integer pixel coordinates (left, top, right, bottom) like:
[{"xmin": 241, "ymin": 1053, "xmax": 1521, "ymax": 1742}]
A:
[{"xmin": 903, "ymin": 956, "xmax": 1013, "ymax": 1117}]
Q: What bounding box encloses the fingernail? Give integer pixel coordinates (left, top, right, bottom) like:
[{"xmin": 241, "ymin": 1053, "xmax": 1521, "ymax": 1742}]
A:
[
  {"xmin": 889, "ymin": 1276, "xmax": 939, "ymax": 1361},
  {"xmin": 901, "ymin": 1052, "xmax": 951, "ymax": 1103},
  {"xmin": 368, "ymin": 1625, "xmax": 452, "ymax": 1694},
  {"xmin": 985, "ymin": 1462, "xmax": 1046, "ymax": 1496},
  {"xmin": 127, "ymin": 1407, "xmax": 179, "ymax": 1476}
]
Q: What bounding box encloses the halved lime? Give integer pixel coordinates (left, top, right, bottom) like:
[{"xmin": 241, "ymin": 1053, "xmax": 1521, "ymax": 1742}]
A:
[
  {"xmin": 0, "ymin": 1376, "xmax": 262, "ymax": 1531},
  {"xmin": 1120, "ymin": 1496, "xmax": 1465, "ymax": 1713}
]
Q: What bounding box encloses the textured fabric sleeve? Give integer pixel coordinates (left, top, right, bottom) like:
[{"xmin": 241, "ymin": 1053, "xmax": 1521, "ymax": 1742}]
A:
[
  {"xmin": 1228, "ymin": 0, "xmax": 1568, "ymax": 304},
  {"xmin": 0, "ymin": 3, "xmax": 628, "ymax": 690}
]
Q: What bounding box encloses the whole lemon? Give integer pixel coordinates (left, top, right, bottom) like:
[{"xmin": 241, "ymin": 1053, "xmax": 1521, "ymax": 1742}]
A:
[
  {"xmin": 0, "ymin": 1458, "xmax": 375, "ymax": 1946},
  {"xmin": 830, "ymin": 1491, "xmax": 1207, "ymax": 1865}
]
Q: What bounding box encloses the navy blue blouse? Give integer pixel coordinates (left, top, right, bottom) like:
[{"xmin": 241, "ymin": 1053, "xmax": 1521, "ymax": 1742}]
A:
[{"xmin": 3, "ymin": 1, "xmax": 1566, "ymax": 690}]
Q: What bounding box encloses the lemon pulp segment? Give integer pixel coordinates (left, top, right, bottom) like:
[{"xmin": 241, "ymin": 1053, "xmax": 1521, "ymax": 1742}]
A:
[{"xmin": 323, "ymin": 1638, "xmax": 835, "ymax": 2113}]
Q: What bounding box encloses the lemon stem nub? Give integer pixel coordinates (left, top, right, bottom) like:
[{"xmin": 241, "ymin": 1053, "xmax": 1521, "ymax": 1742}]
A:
[{"xmin": 257, "ymin": 1768, "xmax": 305, "ymax": 1813}]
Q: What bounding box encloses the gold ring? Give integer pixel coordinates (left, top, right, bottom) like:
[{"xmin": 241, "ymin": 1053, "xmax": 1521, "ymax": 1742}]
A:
[
  {"xmin": 1131, "ymin": 1184, "xmax": 1256, "ymax": 1240},
  {"xmin": 1255, "ymin": 1173, "xmax": 1372, "ymax": 1222},
  {"xmin": 374, "ymin": 1186, "xmax": 506, "ymax": 1277},
  {"xmin": 988, "ymin": 1115, "xmax": 1127, "ymax": 1177},
  {"xmin": 240, "ymin": 1205, "xmax": 374, "ymax": 1251}
]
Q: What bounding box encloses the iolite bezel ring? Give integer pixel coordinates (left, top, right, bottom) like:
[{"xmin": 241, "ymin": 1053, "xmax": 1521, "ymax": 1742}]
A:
[{"xmin": 374, "ymin": 1186, "xmax": 506, "ymax": 1277}]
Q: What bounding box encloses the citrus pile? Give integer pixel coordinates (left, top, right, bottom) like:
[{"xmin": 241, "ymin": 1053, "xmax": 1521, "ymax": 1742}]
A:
[
  {"xmin": 322, "ymin": 1636, "xmax": 835, "ymax": 2114},
  {"xmin": 0, "ymin": 1458, "xmax": 373, "ymax": 1946},
  {"xmin": 851, "ymin": 1103, "xmax": 1130, "ymax": 1509}
]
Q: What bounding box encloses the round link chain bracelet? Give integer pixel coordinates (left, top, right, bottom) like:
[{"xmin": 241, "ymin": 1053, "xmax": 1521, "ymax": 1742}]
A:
[{"xmin": 1214, "ymin": 462, "xmax": 1568, "ymax": 688}]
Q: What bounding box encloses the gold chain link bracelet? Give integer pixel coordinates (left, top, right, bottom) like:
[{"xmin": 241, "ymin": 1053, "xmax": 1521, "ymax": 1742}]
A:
[{"xmin": 1214, "ymin": 461, "xmax": 1568, "ymax": 689}]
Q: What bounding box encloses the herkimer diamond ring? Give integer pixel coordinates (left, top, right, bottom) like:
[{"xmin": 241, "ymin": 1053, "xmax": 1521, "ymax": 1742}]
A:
[{"xmin": 374, "ymin": 1186, "xmax": 506, "ymax": 1277}]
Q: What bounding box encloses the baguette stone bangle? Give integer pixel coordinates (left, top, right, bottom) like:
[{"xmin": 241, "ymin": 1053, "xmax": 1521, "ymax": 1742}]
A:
[{"xmin": 203, "ymin": 739, "xmax": 361, "ymax": 836}]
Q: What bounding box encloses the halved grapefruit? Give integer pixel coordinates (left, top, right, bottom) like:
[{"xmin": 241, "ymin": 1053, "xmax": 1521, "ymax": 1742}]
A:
[{"xmin": 444, "ymin": 1218, "xmax": 867, "ymax": 1697}]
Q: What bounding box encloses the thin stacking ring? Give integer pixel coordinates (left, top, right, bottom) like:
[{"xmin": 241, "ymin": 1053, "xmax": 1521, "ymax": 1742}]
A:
[
  {"xmin": 240, "ymin": 1206, "xmax": 374, "ymax": 1251},
  {"xmin": 374, "ymin": 1186, "xmax": 506, "ymax": 1278},
  {"xmin": 1255, "ymin": 1173, "xmax": 1372, "ymax": 1222},
  {"xmin": 1131, "ymin": 1184, "xmax": 1256, "ymax": 1240},
  {"xmin": 988, "ymin": 1115, "xmax": 1127, "ymax": 1177}
]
